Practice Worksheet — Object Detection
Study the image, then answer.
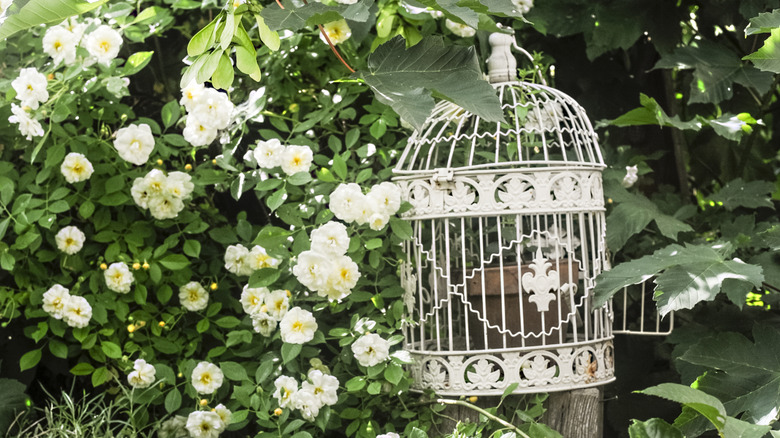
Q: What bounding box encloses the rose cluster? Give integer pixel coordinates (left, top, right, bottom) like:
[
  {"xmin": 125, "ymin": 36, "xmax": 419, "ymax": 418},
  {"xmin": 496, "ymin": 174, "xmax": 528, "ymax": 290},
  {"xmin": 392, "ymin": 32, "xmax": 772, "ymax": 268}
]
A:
[
  {"xmin": 240, "ymin": 286, "xmax": 290, "ymax": 337},
  {"xmin": 292, "ymin": 221, "xmax": 360, "ymax": 301},
  {"xmin": 131, "ymin": 169, "xmax": 194, "ymax": 220},
  {"xmin": 42, "ymin": 284, "xmax": 92, "ymax": 328},
  {"xmin": 9, "ymin": 67, "xmax": 48, "ymax": 140},
  {"xmin": 273, "ymin": 369, "xmax": 339, "ymax": 421},
  {"xmin": 180, "ymin": 82, "xmax": 234, "ymax": 147},
  {"xmin": 223, "ymin": 243, "xmax": 280, "ymax": 276},
  {"xmin": 329, "ymin": 182, "xmax": 402, "ymax": 231},
  {"xmin": 252, "ymin": 138, "xmax": 314, "ymax": 176}
]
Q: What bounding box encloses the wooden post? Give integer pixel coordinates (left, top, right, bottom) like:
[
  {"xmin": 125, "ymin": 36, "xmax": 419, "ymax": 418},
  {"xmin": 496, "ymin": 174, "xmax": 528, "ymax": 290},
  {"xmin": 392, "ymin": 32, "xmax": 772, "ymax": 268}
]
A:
[{"xmin": 437, "ymin": 388, "xmax": 603, "ymax": 437}]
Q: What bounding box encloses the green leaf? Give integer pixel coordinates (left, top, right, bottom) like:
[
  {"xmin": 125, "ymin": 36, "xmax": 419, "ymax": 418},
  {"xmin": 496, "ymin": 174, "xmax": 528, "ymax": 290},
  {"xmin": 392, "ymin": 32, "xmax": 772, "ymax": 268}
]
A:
[
  {"xmin": 248, "ymin": 268, "xmax": 281, "ymax": 288},
  {"xmin": 123, "ymin": 51, "xmax": 154, "ymax": 76},
  {"xmin": 255, "ymin": 359, "xmax": 275, "ymax": 383},
  {"xmin": 188, "ymin": 17, "xmax": 219, "ymax": 57},
  {"xmin": 158, "ymin": 254, "xmax": 190, "ymax": 270},
  {"xmin": 267, "ymin": 187, "xmax": 286, "ymax": 212},
  {"xmin": 711, "ymin": 178, "xmax": 775, "ymax": 211},
  {"xmin": 745, "ymin": 9, "xmax": 780, "ymax": 35},
  {"xmin": 255, "ymin": 14, "xmax": 280, "ymax": 51},
  {"xmin": 744, "ymin": 29, "xmax": 780, "ymax": 73},
  {"xmin": 69, "ymin": 362, "xmax": 95, "ymax": 376},
  {"xmin": 593, "ymin": 242, "xmax": 763, "ymax": 311},
  {"xmin": 628, "ymin": 418, "xmax": 684, "ymax": 438},
  {"xmin": 281, "ymin": 343, "xmax": 302, "ymax": 364},
  {"xmin": 383, "ymin": 362, "xmax": 404, "ymax": 384},
  {"xmin": 221, "ymin": 361, "xmax": 249, "ymax": 381},
  {"xmin": 345, "ymin": 376, "xmax": 366, "ymax": 392},
  {"xmin": 92, "ymin": 366, "xmax": 111, "ymax": 387},
  {"xmin": 183, "ymin": 239, "xmax": 201, "ymax": 258},
  {"xmin": 722, "ymin": 417, "xmax": 771, "ymax": 438},
  {"xmin": 101, "ymin": 341, "xmax": 122, "ymax": 359},
  {"xmin": 679, "ymin": 324, "xmax": 780, "ymax": 425},
  {"xmin": 211, "ymin": 51, "xmax": 235, "ymax": 90},
  {"xmin": 640, "ymin": 383, "xmax": 726, "ymax": 430},
  {"xmin": 49, "ymin": 339, "xmax": 68, "ymax": 359},
  {"xmin": 215, "ymin": 316, "xmax": 241, "ymax": 328},
  {"xmin": 415, "ymin": 0, "xmax": 479, "ymax": 27},
  {"xmin": 161, "ymin": 100, "xmax": 181, "ymax": 129},
  {"xmin": 197, "ymin": 318, "xmax": 210, "ymax": 333},
  {"xmin": 260, "ymin": 0, "xmax": 343, "ymax": 31},
  {"xmin": 235, "ymin": 45, "xmax": 262, "ymax": 81},
  {"xmin": 0, "ymin": 0, "xmax": 108, "ymax": 40},
  {"xmin": 654, "ymin": 41, "xmax": 773, "ymax": 104},
  {"xmin": 332, "ymin": 155, "xmax": 347, "ymax": 180},
  {"xmin": 164, "ymin": 388, "xmax": 182, "ymax": 413},
  {"xmin": 19, "ymin": 349, "xmax": 42, "ymax": 372},
  {"xmin": 353, "ymin": 36, "xmax": 504, "ymax": 131}
]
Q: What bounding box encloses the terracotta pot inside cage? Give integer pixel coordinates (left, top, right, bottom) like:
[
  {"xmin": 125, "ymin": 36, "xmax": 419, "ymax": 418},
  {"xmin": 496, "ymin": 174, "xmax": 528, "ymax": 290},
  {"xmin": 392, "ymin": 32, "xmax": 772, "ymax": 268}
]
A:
[{"xmin": 466, "ymin": 259, "xmax": 579, "ymax": 349}]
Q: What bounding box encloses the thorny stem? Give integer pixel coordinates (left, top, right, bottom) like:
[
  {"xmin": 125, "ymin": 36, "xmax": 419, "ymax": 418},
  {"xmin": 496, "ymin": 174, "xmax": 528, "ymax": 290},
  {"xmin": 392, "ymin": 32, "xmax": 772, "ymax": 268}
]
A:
[
  {"xmin": 435, "ymin": 398, "xmax": 533, "ymax": 438},
  {"xmin": 274, "ymin": 0, "xmax": 355, "ymax": 73}
]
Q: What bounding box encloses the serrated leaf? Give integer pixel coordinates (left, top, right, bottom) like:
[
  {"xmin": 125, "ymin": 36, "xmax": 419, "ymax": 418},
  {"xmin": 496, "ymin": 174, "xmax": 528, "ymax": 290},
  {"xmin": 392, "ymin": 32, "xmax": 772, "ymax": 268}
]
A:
[
  {"xmin": 654, "ymin": 41, "xmax": 773, "ymax": 104},
  {"xmin": 69, "ymin": 362, "xmax": 94, "ymax": 376},
  {"xmin": 628, "ymin": 418, "xmax": 684, "ymax": 438},
  {"xmin": 19, "ymin": 349, "xmax": 41, "ymax": 372},
  {"xmin": 260, "ymin": 0, "xmax": 342, "ymax": 31},
  {"xmin": 221, "ymin": 361, "xmax": 248, "ymax": 381},
  {"xmin": 745, "ymin": 9, "xmax": 780, "ymax": 35},
  {"xmin": 159, "ymin": 254, "xmax": 190, "ymax": 270},
  {"xmin": 640, "ymin": 383, "xmax": 726, "ymax": 430},
  {"xmin": 353, "ymin": 36, "xmax": 504, "ymax": 131},
  {"xmin": 711, "ymin": 178, "xmax": 775, "ymax": 211},
  {"xmin": 677, "ymin": 325, "xmax": 780, "ymax": 425},
  {"xmin": 281, "ymin": 343, "xmax": 302, "ymax": 364},
  {"xmin": 744, "ymin": 28, "xmax": 780, "ymax": 73},
  {"xmin": 0, "ymin": 0, "xmax": 108, "ymax": 41},
  {"xmin": 164, "ymin": 388, "xmax": 182, "ymax": 413},
  {"xmin": 414, "ymin": 0, "xmax": 479, "ymax": 27},
  {"xmin": 721, "ymin": 417, "xmax": 771, "ymax": 438}
]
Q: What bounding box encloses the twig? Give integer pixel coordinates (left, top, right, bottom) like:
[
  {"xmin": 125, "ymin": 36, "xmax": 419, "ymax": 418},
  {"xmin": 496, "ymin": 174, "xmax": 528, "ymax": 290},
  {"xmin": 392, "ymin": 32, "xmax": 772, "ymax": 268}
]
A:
[
  {"xmin": 435, "ymin": 398, "xmax": 533, "ymax": 438},
  {"xmin": 274, "ymin": 0, "xmax": 355, "ymax": 73}
]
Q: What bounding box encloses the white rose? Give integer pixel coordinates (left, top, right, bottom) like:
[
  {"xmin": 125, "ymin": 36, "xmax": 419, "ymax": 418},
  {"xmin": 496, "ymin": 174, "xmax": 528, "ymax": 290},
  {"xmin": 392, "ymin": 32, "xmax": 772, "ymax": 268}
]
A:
[
  {"xmin": 180, "ymin": 81, "xmax": 205, "ymax": 112},
  {"xmin": 143, "ymin": 168, "xmax": 168, "ymax": 195},
  {"xmin": 8, "ymin": 104, "xmax": 44, "ymax": 140},
  {"xmin": 320, "ymin": 255, "xmax": 360, "ymax": 300},
  {"xmin": 42, "ymin": 284, "xmax": 70, "ymax": 319},
  {"xmin": 292, "ymin": 386, "xmax": 321, "ymax": 421},
  {"xmin": 55, "ymin": 225, "xmax": 86, "ymax": 255},
  {"xmin": 114, "ymin": 124, "xmax": 155, "ymax": 165},
  {"xmin": 368, "ymin": 212, "xmax": 390, "ymax": 231},
  {"xmin": 351, "ymin": 333, "xmax": 390, "ymax": 367},
  {"xmin": 185, "ymin": 410, "xmax": 222, "ymax": 438},
  {"xmin": 104, "ymin": 262, "xmax": 134, "ymax": 294},
  {"xmin": 213, "ymin": 404, "xmax": 232, "ymax": 432},
  {"xmin": 279, "ymin": 306, "xmax": 318, "ymax": 344},
  {"xmin": 253, "ymin": 138, "xmax": 285, "ymax": 169},
  {"xmin": 85, "ymin": 25, "xmax": 123, "ymax": 65},
  {"xmin": 148, "ymin": 194, "xmax": 185, "ymax": 220},
  {"xmin": 310, "ymin": 221, "xmax": 350, "ymax": 256},
  {"xmin": 377, "ymin": 433, "xmax": 401, "ymax": 438},
  {"xmin": 511, "ymin": 0, "xmax": 533, "ymax": 14},
  {"xmin": 12, "ymin": 67, "xmax": 49, "ymax": 109},
  {"xmin": 190, "ymin": 88, "xmax": 233, "ymax": 130},
  {"xmin": 273, "ymin": 375, "xmax": 298, "ymax": 408},
  {"xmin": 280, "ymin": 145, "xmax": 313, "ymax": 176},
  {"xmin": 63, "ymin": 295, "xmax": 92, "ymax": 328},
  {"xmin": 305, "ymin": 369, "xmax": 339, "ymax": 406},
  {"xmin": 367, "ymin": 182, "xmax": 402, "ymax": 216},
  {"xmin": 329, "ymin": 183, "xmax": 367, "ymax": 223},
  {"xmin": 131, "ymin": 177, "xmax": 151, "ymax": 209},
  {"xmin": 292, "ymin": 250, "xmax": 332, "ymax": 292},
  {"xmin": 264, "ymin": 289, "xmax": 289, "ymax": 321},
  {"xmin": 43, "ymin": 26, "xmax": 78, "ymax": 65},
  {"xmin": 165, "ymin": 171, "xmax": 194, "ymax": 199},
  {"xmin": 158, "ymin": 415, "xmax": 188, "ymax": 438},
  {"xmin": 251, "ymin": 312, "xmax": 277, "ymax": 337},
  {"xmin": 191, "ymin": 361, "xmax": 224, "ymax": 394},
  {"xmin": 60, "ymin": 152, "xmax": 94, "ymax": 184},
  {"xmin": 182, "ymin": 115, "xmax": 218, "ymax": 147},
  {"xmin": 127, "ymin": 358, "xmax": 156, "ymax": 388},
  {"xmin": 179, "ymin": 281, "xmax": 209, "ymax": 312},
  {"xmin": 248, "ymin": 245, "xmax": 280, "ymax": 270},
  {"xmin": 240, "ymin": 285, "xmax": 268, "ymax": 316},
  {"xmin": 445, "ymin": 19, "xmax": 476, "ymax": 38},
  {"xmin": 319, "ymin": 19, "xmax": 351, "ymax": 45},
  {"xmin": 224, "ymin": 244, "xmax": 252, "ymax": 276}
]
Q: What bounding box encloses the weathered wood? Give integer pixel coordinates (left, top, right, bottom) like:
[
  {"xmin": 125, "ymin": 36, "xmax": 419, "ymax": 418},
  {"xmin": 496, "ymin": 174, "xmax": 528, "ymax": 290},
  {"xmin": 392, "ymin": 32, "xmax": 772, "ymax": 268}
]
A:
[
  {"xmin": 541, "ymin": 388, "xmax": 603, "ymax": 438},
  {"xmin": 436, "ymin": 388, "xmax": 603, "ymax": 437}
]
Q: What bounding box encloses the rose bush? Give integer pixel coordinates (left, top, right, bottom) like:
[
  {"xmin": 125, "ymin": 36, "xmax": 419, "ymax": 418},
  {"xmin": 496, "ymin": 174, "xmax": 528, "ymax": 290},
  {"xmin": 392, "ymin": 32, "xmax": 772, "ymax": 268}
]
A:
[{"xmin": 0, "ymin": 1, "xmax": 438, "ymax": 436}]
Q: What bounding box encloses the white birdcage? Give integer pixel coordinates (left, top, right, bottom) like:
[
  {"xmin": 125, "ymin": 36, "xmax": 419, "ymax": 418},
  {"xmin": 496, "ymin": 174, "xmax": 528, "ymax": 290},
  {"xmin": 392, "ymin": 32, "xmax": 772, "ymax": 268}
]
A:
[{"xmin": 394, "ymin": 33, "xmax": 615, "ymax": 395}]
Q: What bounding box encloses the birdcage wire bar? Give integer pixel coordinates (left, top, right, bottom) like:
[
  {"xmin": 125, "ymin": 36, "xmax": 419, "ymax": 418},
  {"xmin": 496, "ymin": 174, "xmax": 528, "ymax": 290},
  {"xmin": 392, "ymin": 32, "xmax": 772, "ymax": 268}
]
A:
[{"xmin": 612, "ymin": 280, "xmax": 674, "ymax": 336}]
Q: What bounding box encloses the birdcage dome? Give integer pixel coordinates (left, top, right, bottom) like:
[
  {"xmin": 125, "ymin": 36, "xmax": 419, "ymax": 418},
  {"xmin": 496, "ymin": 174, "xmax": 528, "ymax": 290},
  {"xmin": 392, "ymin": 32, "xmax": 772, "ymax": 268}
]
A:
[
  {"xmin": 395, "ymin": 81, "xmax": 605, "ymax": 175},
  {"xmin": 394, "ymin": 34, "xmax": 614, "ymax": 396}
]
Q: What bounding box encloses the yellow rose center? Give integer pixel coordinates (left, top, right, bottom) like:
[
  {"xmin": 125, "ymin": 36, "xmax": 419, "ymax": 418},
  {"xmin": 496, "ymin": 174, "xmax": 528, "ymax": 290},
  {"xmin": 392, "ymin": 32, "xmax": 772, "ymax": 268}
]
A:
[
  {"xmin": 200, "ymin": 373, "xmax": 211, "ymax": 384},
  {"xmin": 292, "ymin": 321, "xmax": 303, "ymax": 331},
  {"xmin": 100, "ymin": 40, "xmax": 110, "ymax": 53}
]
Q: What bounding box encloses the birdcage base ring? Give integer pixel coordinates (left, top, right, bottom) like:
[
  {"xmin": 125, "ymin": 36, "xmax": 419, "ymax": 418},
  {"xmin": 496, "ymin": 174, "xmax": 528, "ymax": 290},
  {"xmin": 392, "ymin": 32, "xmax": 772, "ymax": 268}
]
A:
[{"xmin": 407, "ymin": 338, "xmax": 614, "ymax": 396}]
